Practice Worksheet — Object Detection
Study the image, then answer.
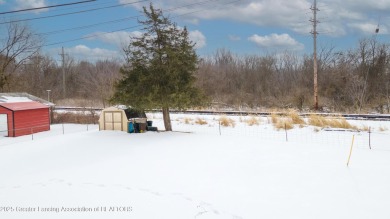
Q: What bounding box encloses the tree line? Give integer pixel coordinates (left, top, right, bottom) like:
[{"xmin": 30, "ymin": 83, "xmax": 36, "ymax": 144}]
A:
[
  {"xmin": 196, "ymin": 39, "xmax": 390, "ymax": 113},
  {"xmin": 1, "ymin": 21, "xmax": 390, "ymax": 113}
]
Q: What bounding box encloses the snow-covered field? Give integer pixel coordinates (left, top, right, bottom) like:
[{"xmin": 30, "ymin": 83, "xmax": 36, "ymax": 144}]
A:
[{"xmin": 1, "ymin": 113, "xmax": 390, "ymax": 219}]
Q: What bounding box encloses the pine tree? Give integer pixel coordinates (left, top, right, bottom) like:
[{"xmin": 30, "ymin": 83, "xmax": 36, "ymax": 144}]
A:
[{"xmin": 111, "ymin": 4, "xmax": 207, "ymax": 131}]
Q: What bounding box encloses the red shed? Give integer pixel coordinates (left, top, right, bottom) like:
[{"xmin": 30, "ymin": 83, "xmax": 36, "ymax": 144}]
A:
[{"xmin": 0, "ymin": 101, "xmax": 50, "ymax": 137}]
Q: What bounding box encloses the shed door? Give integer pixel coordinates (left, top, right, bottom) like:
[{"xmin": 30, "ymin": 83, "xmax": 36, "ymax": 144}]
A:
[
  {"xmin": 103, "ymin": 112, "xmax": 123, "ymax": 131},
  {"xmin": 0, "ymin": 114, "xmax": 8, "ymax": 137}
]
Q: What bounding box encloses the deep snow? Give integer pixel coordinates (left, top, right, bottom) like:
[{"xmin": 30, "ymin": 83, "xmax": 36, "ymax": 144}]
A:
[{"xmin": 0, "ymin": 113, "xmax": 390, "ymax": 219}]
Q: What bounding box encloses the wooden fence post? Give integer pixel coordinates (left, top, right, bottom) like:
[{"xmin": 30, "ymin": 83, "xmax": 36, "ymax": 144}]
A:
[{"xmin": 347, "ymin": 135, "xmax": 355, "ymax": 167}]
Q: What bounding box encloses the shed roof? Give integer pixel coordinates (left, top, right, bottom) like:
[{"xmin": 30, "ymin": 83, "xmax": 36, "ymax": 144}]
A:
[
  {"xmin": 0, "ymin": 101, "xmax": 49, "ymax": 111},
  {"xmin": 101, "ymin": 106, "xmax": 125, "ymax": 112},
  {"xmin": 0, "ymin": 92, "xmax": 55, "ymax": 106}
]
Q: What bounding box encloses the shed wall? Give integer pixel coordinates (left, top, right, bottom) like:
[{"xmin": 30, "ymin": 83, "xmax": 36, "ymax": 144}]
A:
[
  {"xmin": 99, "ymin": 108, "xmax": 128, "ymax": 132},
  {"xmin": 13, "ymin": 108, "xmax": 50, "ymax": 137}
]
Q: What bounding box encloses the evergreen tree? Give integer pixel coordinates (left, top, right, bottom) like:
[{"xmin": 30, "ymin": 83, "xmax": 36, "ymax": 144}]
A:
[{"xmin": 111, "ymin": 4, "xmax": 207, "ymax": 131}]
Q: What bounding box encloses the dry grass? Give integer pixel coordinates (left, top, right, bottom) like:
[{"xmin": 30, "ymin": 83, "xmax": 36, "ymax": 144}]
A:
[
  {"xmin": 183, "ymin": 117, "xmax": 193, "ymax": 124},
  {"xmin": 379, "ymin": 126, "xmax": 388, "ymax": 132},
  {"xmin": 360, "ymin": 125, "xmax": 370, "ymax": 132},
  {"xmin": 273, "ymin": 118, "xmax": 294, "ymax": 130},
  {"xmin": 308, "ymin": 115, "xmax": 357, "ymax": 130},
  {"xmin": 245, "ymin": 116, "xmax": 260, "ymax": 126},
  {"xmin": 195, "ymin": 117, "xmax": 208, "ymax": 125},
  {"xmin": 219, "ymin": 115, "xmax": 236, "ymax": 127},
  {"xmin": 270, "ymin": 114, "xmax": 294, "ymax": 130},
  {"xmin": 308, "ymin": 114, "xmax": 327, "ymax": 127},
  {"xmin": 328, "ymin": 118, "xmax": 356, "ymax": 129},
  {"xmin": 288, "ymin": 110, "xmax": 305, "ymax": 125},
  {"xmin": 269, "ymin": 113, "xmax": 293, "ymax": 130},
  {"xmin": 270, "ymin": 113, "xmax": 280, "ymax": 124}
]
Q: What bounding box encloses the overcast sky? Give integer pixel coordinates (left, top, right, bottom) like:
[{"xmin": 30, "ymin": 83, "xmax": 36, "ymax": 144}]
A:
[{"xmin": 0, "ymin": 0, "xmax": 389, "ymax": 61}]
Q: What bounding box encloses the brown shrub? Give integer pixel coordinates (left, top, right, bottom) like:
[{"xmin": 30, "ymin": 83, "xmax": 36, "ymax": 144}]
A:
[
  {"xmin": 245, "ymin": 116, "xmax": 260, "ymax": 126},
  {"xmin": 195, "ymin": 117, "xmax": 208, "ymax": 125},
  {"xmin": 52, "ymin": 112, "xmax": 99, "ymax": 124},
  {"xmin": 183, "ymin": 117, "xmax": 193, "ymax": 124},
  {"xmin": 270, "ymin": 113, "xmax": 279, "ymax": 124},
  {"xmin": 308, "ymin": 114, "xmax": 326, "ymax": 127},
  {"xmin": 288, "ymin": 110, "xmax": 305, "ymax": 125},
  {"xmin": 360, "ymin": 125, "xmax": 370, "ymax": 132},
  {"xmin": 309, "ymin": 114, "xmax": 357, "ymax": 130},
  {"xmin": 273, "ymin": 118, "xmax": 294, "ymax": 130},
  {"xmin": 219, "ymin": 115, "xmax": 236, "ymax": 127}
]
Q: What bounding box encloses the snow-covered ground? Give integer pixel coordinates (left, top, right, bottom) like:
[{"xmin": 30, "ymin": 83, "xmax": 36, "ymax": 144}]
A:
[{"xmin": 1, "ymin": 113, "xmax": 390, "ymax": 219}]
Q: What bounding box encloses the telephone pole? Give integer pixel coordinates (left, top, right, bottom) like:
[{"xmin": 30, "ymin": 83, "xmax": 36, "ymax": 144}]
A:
[
  {"xmin": 60, "ymin": 47, "xmax": 66, "ymax": 98},
  {"xmin": 311, "ymin": 0, "xmax": 319, "ymax": 111}
]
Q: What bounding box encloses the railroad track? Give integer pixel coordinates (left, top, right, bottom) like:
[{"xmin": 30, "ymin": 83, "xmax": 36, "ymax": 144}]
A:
[{"xmin": 53, "ymin": 106, "xmax": 390, "ymax": 121}]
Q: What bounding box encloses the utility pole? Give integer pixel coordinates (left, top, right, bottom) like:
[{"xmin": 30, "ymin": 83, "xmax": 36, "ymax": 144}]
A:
[
  {"xmin": 60, "ymin": 47, "xmax": 66, "ymax": 99},
  {"xmin": 311, "ymin": 0, "xmax": 319, "ymax": 111}
]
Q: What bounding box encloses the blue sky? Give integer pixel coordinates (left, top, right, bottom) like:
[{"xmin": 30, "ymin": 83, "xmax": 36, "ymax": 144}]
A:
[{"xmin": 1, "ymin": 0, "xmax": 390, "ymax": 62}]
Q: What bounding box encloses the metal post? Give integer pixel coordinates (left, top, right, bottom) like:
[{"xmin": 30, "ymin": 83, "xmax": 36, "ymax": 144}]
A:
[
  {"xmin": 46, "ymin": 90, "xmax": 51, "ymax": 102},
  {"xmin": 369, "ymin": 127, "xmax": 371, "ymax": 150},
  {"xmin": 62, "ymin": 123, "xmax": 64, "ymax": 134},
  {"xmin": 285, "ymin": 123, "xmax": 288, "ymax": 142},
  {"xmin": 219, "ymin": 121, "xmax": 221, "ymax": 136}
]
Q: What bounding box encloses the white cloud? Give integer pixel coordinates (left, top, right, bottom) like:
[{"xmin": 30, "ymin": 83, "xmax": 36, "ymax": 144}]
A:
[
  {"xmin": 15, "ymin": 0, "xmax": 48, "ymax": 12},
  {"xmin": 119, "ymin": 0, "xmax": 311, "ymax": 33},
  {"xmin": 189, "ymin": 30, "xmax": 206, "ymax": 49},
  {"xmin": 248, "ymin": 33, "xmax": 304, "ymax": 51},
  {"xmin": 348, "ymin": 22, "xmax": 388, "ymax": 35},
  {"xmin": 229, "ymin": 35, "xmax": 241, "ymax": 41},
  {"xmin": 86, "ymin": 31, "xmax": 142, "ymax": 48},
  {"xmin": 88, "ymin": 29, "xmax": 206, "ymax": 49},
  {"xmin": 329, "ymin": 0, "xmax": 390, "ymax": 12},
  {"xmin": 60, "ymin": 45, "xmax": 121, "ymax": 62},
  {"xmin": 184, "ymin": 18, "xmax": 200, "ymax": 25},
  {"xmin": 118, "ymin": 0, "xmax": 390, "ymax": 37}
]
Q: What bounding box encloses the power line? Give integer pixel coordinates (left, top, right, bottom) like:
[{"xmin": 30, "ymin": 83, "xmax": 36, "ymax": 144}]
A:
[
  {"xmin": 39, "ymin": 0, "xmax": 119, "ymax": 14},
  {"xmin": 38, "ymin": 0, "xmax": 241, "ymax": 48},
  {"xmin": 1, "ymin": 0, "xmax": 118, "ymax": 20},
  {"xmin": 43, "ymin": 24, "xmax": 143, "ymax": 47},
  {"xmin": 39, "ymin": 15, "xmax": 140, "ymax": 36},
  {"xmin": 36, "ymin": 0, "xmax": 229, "ymax": 37},
  {"xmin": 0, "ymin": 0, "xmax": 97, "ymax": 15},
  {"xmin": 0, "ymin": 0, "xmax": 148, "ymax": 25}
]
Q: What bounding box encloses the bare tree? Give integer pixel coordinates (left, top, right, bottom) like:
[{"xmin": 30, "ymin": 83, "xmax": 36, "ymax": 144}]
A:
[
  {"xmin": 0, "ymin": 21, "xmax": 43, "ymax": 91},
  {"xmin": 12, "ymin": 54, "xmax": 60, "ymax": 99},
  {"xmin": 79, "ymin": 60, "xmax": 121, "ymax": 107}
]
